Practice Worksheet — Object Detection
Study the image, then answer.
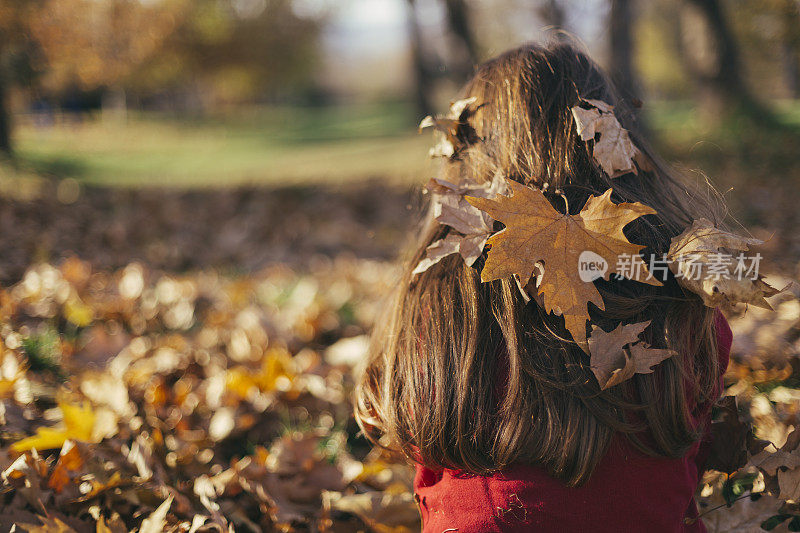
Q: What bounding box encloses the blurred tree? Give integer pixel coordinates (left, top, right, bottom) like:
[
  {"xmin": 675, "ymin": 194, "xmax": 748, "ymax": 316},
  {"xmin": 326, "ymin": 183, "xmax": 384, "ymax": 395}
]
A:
[
  {"xmin": 677, "ymin": 0, "xmax": 774, "ymax": 122},
  {"xmin": 0, "ymin": 0, "xmax": 42, "ymax": 156},
  {"xmin": 0, "ymin": 53, "xmax": 10, "ymax": 156},
  {"xmin": 609, "ymin": 0, "xmax": 637, "ymax": 102},
  {"xmin": 443, "ymin": 0, "xmax": 479, "ymax": 79},
  {"xmin": 138, "ymin": 0, "xmax": 323, "ymax": 107},
  {"xmin": 609, "ymin": 0, "xmax": 647, "ymax": 132},
  {"xmin": 28, "ymin": 0, "xmax": 188, "ymax": 118},
  {"xmin": 537, "ymin": 0, "xmax": 567, "ymax": 38},
  {"xmin": 406, "ymin": 0, "xmax": 436, "ymax": 117},
  {"xmin": 779, "ymin": 0, "xmax": 800, "ymax": 98}
]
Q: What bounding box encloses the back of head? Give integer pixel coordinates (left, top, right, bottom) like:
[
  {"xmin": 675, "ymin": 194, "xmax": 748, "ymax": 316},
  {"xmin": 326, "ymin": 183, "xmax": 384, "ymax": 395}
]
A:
[{"xmin": 355, "ymin": 42, "xmax": 723, "ymax": 486}]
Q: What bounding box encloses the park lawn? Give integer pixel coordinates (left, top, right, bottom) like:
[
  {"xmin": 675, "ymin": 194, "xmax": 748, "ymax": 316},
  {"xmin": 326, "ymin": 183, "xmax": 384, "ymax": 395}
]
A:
[
  {"xmin": 9, "ymin": 101, "xmax": 435, "ymax": 189},
  {"xmin": 4, "ymin": 99, "xmax": 800, "ymax": 190}
]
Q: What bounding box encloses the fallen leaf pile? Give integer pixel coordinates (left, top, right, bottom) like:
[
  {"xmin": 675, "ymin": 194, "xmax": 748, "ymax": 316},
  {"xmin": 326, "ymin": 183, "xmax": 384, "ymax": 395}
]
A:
[
  {"xmin": 0, "ymin": 257, "xmax": 419, "ymax": 532},
  {"xmin": 1, "ymin": 177, "xmax": 800, "ymax": 530},
  {"xmin": 0, "ymin": 182, "xmax": 419, "ymax": 286},
  {"xmin": 696, "ymin": 280, "xmax": 800, "ymax": 532}
]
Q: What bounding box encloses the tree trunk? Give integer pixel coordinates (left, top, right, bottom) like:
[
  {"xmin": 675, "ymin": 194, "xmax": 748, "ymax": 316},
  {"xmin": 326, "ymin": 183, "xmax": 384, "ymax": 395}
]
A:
[
  {"xmin": 678, "ymin": 0, "xmax": 771, "ymax": 122},
  {"xmin": 443, "ymin": 0, "xmax": 478, "ymax": 80},
  {"xmin": 609, "ymin": 0, "xmax": 636, "ymax": 102},
  {"xmin": 782, "ymin": 42, "xmax": 799, "ymax": 99},
  {"xmin": 406, "ymin": 0, "xmax": 434, "ymax": 118},
  {"xmin": 538, "ymin": 0, "xmax": 567, "ymax": 38},
  {"xmin": 608, "ymin": 0, "xmax": 648, "ymax": 133},
  {"xmin": 780, "ymin": 0, "xmax": 800, "ymax": 99},
  {"xmin": 0, "ymin": 71, "xmax": 11, "ymax": 158}
]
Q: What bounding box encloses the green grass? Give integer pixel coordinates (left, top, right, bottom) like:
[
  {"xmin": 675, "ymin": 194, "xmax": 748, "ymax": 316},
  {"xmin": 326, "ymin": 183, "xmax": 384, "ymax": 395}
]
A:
[
  {"xmin": 6, "ymin": 101, "xmax": 435, "ymax": 189},
  {"xmin": 3, "ymin": 99, "xmax": 800, "ymax": 191}
]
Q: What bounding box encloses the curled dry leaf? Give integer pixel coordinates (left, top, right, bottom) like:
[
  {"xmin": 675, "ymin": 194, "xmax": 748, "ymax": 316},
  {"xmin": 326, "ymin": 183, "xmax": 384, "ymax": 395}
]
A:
[
  {"xmin": 322, "ymin": 490, "xmax": 421, "ymax": 533},
  {"xmin": 467, "ymin": 181, "xmax": 660, "ymax": 349},
  {"xmin": 588, "ymin": 321, "xmax": 676, "ymax": 389},
  {"xmin": 413, "ymin": 172, "xmax": 508, "ymax": 276},
  {"xmin": 667, "ymin": 218, "xmax": 780, "ymax": 309},
  {"xmin": 750, "ymin": 429, "xmax": 800, "ymax": 477},
  {"xmin": 419, "ymin": 96, "xmax": 481, "ymax": 159},
  {"xmin": 571, "ymin": 98, "xmax": 642, "ymax": 178},
  {"xmin": 139, "ymin": 495, "xmax": 174, "ymax": 533}
]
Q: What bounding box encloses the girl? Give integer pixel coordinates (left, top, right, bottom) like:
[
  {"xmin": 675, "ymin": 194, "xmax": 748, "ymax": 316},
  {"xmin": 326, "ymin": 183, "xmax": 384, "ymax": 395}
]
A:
[{"xmin": 355, "ymin": 43, "xmax": 733, "ymax": 532}]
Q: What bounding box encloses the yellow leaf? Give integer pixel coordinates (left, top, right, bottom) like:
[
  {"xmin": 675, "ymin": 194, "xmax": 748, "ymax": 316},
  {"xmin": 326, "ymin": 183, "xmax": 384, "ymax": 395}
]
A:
[
  {"xmin": 11, "ymin": 402, "xmax": 96, "ymax": 452},
  {"xmin": 64, "ymin": 297, "xmax": 93, "ymax": 327}
]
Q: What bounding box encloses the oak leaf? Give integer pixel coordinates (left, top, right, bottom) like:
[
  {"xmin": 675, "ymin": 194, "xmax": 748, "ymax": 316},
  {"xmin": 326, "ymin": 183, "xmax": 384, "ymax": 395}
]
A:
[
  {"xmin": 571, "ymin": 98, "xmax": 641, "ymax": 177},
  {"xmin": 467, "ymin": 181, "xmax": 660, "ymax": 348},
  {"xmin": 667, "ymin": 218, "xmax": 780, "ymax": 309},
  {"xmin": 588, "ymin": 320, "xmax": 676, "ymax": 389}
]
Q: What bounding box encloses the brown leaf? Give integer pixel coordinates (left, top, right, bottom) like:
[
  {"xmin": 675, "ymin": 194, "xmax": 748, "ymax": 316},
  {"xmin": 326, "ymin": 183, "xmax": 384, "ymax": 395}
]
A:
[
  {"xmin": 668, "ymin": 218, "xmax": 780, "ymax": 309},
  {"xmin": 627, "ymin": 343, "xmax": 677, "ymax": 374},
  {"xmin": 751, "ymin": 429, "xmax": 800, "ymax": 476},
  {"xmin": 322, "ymin": 490, "xmax": 420, "ymax": 533},
  {"xmin": 588, "ymin": 321, "xmax": 648, "ymax": 389},
  {"xmin": 47, "ymin": 439, "xmax": 85, "ymax": 493},
  {"xmin": 706, "ymin": 396, "xmax": 769, "ymax": 474},
  {"xmin": 588, "ymin": 321, "xmax": 676, "ymax": 389},
  {"xmin": 468, "ymin": 182, "xmax": 659, "ymax": 348},
  {"xmin": 419, "ymin": 96, "xmax": 480, "ymax": 159},
  {"xmin": 571, "ymin": 99, "xmax": 640, "ymax": 177},
  {"xmin": 778, "ymin": 467, "xmax": 800, "ymax": 502},
  {"xmin": 413, "ymin": 173, "xmax": 508, "ymax": 275}
]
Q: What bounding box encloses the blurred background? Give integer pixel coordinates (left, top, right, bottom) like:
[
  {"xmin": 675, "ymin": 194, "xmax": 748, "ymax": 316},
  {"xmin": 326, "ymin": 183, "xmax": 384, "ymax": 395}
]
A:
[
  {"xmin": 1, "ymin": 0, "xmax": 800, "ymax": 280},
  {"xmin": 1, "ymin": 1, "xmax": 800, "ymax": 531},
  {"xmin": 0, "ymin": 0, "xmax": 799, "ymax": 279}
]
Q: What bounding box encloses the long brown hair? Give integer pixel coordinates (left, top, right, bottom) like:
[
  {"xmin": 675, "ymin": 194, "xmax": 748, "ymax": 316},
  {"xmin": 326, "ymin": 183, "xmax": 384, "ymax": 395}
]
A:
[{"xmin": 354, "ymin": 42, "xmax": 723, "ymax": 486}]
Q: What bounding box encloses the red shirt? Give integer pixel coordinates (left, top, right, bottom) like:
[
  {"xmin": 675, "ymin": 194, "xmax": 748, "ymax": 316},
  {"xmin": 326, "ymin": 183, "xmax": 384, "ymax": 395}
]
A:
[{"xmin": 414, "ymin": 313, "xmax": 732, "ymax": 532}]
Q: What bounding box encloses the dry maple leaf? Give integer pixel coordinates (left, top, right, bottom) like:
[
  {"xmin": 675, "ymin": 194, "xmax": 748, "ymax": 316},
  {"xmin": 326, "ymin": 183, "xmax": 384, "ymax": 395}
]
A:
[
  {"xmin": 467, "ymin": 181, "xmax": 660, "ymax": 348},
  {"xmin": 587, "ymin": 320, "xmax": 676, "ymax": 389},
  {"xmin": 571, "ymin": 98, "xmax": 641, "ymax": 178},
  {"xmin": 413, "ymin": 173, "xmax": 508, "ymax": 276},
  {"xmin": 667, "ymin": 218, "xmax": 780, "ymax": 309},
  {"xmin": 419, "ymin": 96, "xmax": 481, "ymax": 159}
]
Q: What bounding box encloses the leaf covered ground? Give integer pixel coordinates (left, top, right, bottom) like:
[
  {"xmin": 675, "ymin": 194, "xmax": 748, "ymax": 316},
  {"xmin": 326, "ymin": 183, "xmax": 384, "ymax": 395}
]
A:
[
  {"xmin": 0, "ymin": 160, "xmax": 799, "ymax": 531},
  {"xmin": 0, "ymin": 255, "xmax": 424, "ymax": 532}
]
